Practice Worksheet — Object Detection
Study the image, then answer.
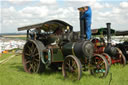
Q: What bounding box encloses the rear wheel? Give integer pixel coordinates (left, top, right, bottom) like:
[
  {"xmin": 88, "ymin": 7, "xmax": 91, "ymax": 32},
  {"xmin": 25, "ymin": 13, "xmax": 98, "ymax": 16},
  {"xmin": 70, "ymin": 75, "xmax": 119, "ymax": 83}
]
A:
[
  {"xmin": 90, "ymin": 54, "xmax": 109, "ymax": 78},
  {"xmin": 116, "ymin": 47, "xmax": 126, "ymax": 66},
  {"xmin": 62, "ymin": 55, "xmax": 82, "ymax": 80},
  {"xmin": 22, "ymin": 40, "xmax": 45, "ymax": 73}
]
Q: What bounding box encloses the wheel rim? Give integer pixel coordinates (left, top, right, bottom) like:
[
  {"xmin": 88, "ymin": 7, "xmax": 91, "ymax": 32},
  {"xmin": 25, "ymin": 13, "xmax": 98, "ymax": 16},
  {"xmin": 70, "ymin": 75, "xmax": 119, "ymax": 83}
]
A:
[
  {"xmin": 116, "ymin": 48, "xmax": 126, "ymax": 66},
  {"xmin": 23, "ymin": 41, "xmax": 40, "ymax": 73},
  {"xmin": 62, "ymin": 55, "xmax": 82, "ymax": 80},
  {"xmin": 102, "ymin": 53, "xmax": 112, "ymax": 66},
  {"xmin": 91, "ymin": 54, "xmax": 108, "ymax": 78}
]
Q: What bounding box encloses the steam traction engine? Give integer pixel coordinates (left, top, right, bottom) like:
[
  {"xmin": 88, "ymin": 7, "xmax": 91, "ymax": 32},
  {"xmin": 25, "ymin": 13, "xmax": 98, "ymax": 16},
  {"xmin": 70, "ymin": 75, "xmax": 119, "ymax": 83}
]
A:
[
  {"xmin": 115, "ymin": 31, "xmax": 128, "ymax": 61},
  {"xmin": 91, "ymin": 23, "xmax": 126, "ymax": 66},
  {"xmin": 18, "ymin": 19, "xmax": 109, "ymax": 80}
]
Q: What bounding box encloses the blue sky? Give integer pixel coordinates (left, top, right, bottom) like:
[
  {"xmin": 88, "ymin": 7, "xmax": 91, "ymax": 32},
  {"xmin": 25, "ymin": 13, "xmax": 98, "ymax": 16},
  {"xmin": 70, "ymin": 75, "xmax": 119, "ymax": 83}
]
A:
[{"xmin": 0, "ymin": 0, "xmax": 128, "ymax": 33}]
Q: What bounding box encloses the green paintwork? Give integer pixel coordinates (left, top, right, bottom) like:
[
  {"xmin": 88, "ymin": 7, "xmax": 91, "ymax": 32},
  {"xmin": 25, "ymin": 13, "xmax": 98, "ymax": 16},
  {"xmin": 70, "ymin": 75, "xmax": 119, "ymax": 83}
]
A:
[
  {"xmin": 52, "ymin": 48, "xmax": 64, "ymax": 62},
  {"xmin": 62, "ymin": 42, "xmax": 74, "ymax": 56}
]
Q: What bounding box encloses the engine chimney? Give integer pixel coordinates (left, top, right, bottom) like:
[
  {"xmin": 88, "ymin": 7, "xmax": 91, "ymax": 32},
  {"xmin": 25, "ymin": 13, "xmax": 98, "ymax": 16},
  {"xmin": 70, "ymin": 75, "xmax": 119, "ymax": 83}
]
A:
[
  {"xmin": 79, "ymin": 12, "xmax": 86, "ymax": 40},
  {"xmin": 106, "ymin": 23, "xmax": 111, "ymax": 46},
  {"xmin": 105, "ymin": 23, "xmax": 118, "ymax": 56}
]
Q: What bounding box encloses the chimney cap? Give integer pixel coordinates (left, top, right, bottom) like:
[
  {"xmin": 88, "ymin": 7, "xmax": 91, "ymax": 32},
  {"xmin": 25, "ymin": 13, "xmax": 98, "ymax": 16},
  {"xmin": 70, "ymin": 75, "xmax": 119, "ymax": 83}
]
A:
[{"xmin": 106, "ymin": 23, "xmax": 111, "ymax": 25}]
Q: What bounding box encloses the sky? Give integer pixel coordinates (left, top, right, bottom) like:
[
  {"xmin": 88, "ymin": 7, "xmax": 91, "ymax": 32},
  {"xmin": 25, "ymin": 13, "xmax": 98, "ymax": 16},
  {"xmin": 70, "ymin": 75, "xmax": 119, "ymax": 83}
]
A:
[{"xmin": 0, "ymin": 0, "xmax": 128, "ymax": 33}]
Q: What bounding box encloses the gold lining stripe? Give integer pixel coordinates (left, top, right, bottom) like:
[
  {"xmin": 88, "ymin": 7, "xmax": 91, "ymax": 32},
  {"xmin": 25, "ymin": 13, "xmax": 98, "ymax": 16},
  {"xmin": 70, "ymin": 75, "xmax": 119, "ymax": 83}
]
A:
[{"xmin": 72, "ymin": 42, "xmax": 76, "ymax": 56}]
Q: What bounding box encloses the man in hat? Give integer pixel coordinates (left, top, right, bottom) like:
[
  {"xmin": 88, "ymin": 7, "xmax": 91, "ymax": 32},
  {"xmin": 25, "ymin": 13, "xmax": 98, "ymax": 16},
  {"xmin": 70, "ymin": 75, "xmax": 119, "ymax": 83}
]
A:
[{"xmin": 79, "ymin": 6, "xmax": 92, "ymax": 40}]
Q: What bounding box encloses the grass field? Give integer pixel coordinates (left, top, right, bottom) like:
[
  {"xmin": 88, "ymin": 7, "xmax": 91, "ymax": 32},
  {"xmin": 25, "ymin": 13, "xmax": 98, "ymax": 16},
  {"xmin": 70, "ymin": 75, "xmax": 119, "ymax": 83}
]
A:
[
  {"xmin": 2, "ymin": 35, "xmax": 26, "ymax": 40},
  {"xmin": 0, "ymin": 53, "xmax": 14, "ymax": 61},
  {"xmin": 0, "ymin": 54, "xmax": 128, "ymax": 85},
  {"xmin": 7, "ymin": 37, "xmax": 26, "ymax": 40}
]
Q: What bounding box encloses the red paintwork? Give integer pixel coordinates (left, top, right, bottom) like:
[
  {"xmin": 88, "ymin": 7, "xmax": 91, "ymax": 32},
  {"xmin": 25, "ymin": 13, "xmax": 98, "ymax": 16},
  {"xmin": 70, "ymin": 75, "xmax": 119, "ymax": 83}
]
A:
[
  {"xmin": 92, "ymin": 38, "xmax": 123, "ymax": 64},
  {"xmin": 111, "ymin": 59, "xmax": 121, "ymax": 64}
]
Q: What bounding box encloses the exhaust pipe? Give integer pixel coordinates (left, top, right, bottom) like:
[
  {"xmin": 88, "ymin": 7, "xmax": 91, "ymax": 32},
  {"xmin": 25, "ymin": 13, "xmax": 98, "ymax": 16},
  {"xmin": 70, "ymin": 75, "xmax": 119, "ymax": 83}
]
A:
[
  {"xmin": 79, "ymin": 12, "xmax": 86, "ymax": 40},
  {"xmin": 105, "ymin": 23, "xmax": 117, "ymax": 56},
  {"xmin": 106, "ymin": 23, "xmax": 111, "ymax": 46}
]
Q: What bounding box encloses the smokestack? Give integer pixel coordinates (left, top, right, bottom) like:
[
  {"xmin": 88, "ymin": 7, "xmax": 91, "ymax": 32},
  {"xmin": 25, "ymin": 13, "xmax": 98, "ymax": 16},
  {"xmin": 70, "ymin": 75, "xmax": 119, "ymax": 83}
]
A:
[
  {"xmin": 79, "ymin": 12, "xmax": 86, "ymax": 40},
  {"xmin": 105, "ymin": 23, "xmax": 118, "ymax": 56},
  {"xmin": 106, "ymin": 23, "xmax": 111, "ymax": 45}
]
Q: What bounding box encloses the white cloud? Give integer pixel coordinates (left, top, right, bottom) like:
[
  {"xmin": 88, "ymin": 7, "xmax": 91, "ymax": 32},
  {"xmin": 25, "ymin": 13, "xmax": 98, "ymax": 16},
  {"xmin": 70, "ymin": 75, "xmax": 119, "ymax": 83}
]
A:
[
  {"xmin": 92, "ymin": 2, "xmax": 103, "ymax": 9},
  {"xmin": 104, "ymin": 3, "xmax": 112, "ymax": 8},
  {"xmin": 6, "ymin": 0, "xmax": 36, "ymax": 2},
  {"xmin": 61, "ymin": 0, "xmax": 97, "ymax": 1},
  {"xmin": 1, "ymin": 5, "xmax": 50, "ymax": 33},
  {"xmin": 67, "ymin": 0, "xmax": 103, "ymax": 9},
  {"xmin": 2, "ymin": 6, "xmax": 18, "ymax": 18},
  {"xmin": 40, "ymin": 0, "xmax": 56, "ymax": 4},
  {"xmin": 20, "ymin": 6, "xmax": 49, "ymax": 18},
  {"xmin": 98, "ymin": 11, "xmax": 110, "ymax": 17},
  {"xmin": 55, "ymin": 7, "xmax": 76, "ymax": 18},
  {"xmin": 120, "ymin": 2, "xmax": 128, "ymax": 8},
  {"xmin": 7, "ymin": 0, "xmax": 36, "ymax": 4},
  {"xmin": 1, "ymin": 0, "xmax": 128, "ymax": 33},
  {"xmin": 92, "ymin": 2, "xmax": 128, "ymax": 31},
  {"xmin": 2, "ymin": 5, "xmax": 49, "ymax": 19},
  {"xmin": 6, "ymin": 0, "xmax": 57, "ymax": 4},
  {"xmin": 112, "ymin": 7, "xmax": 121, "ymax": 14}
]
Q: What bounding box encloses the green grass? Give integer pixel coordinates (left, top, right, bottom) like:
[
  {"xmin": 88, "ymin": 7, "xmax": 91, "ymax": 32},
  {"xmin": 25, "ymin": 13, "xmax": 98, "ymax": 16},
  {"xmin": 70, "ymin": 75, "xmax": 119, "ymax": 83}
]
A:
[
  {"xmin": 0, "ymin": 54, "xmax": 128, "ymax": 85},
  {"xmin": 6, "ymin": 37, "xmax": 26, "ymax": 40},
  {"xmin": 0, "ymin": 53, "xmax": 14, "ymax": 61}
]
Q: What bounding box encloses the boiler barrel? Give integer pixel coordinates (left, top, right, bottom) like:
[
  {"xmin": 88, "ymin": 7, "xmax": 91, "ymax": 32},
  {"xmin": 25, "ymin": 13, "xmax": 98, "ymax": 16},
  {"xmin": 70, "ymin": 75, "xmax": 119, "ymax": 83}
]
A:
[{"xmin": 62, "ymin": 41, "xmax": 94, "ymax": 59}]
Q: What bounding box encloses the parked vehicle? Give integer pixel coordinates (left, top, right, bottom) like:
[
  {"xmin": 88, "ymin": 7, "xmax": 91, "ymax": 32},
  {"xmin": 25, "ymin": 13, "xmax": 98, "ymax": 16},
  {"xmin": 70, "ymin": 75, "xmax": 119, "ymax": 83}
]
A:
[
  {"xmin": 91, "ymin": 23, "xmax": 126, "ymax": 66},
  {"xmin": 18, "ymin": 18, "xmax": 109, "ymax": 80}
]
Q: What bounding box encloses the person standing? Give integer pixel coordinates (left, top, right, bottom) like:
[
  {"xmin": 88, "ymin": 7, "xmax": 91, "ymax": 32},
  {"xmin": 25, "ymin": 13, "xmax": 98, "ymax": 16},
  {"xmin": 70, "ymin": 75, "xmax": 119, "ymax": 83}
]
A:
[{"xmin": 80, "ymin": 6, "xmax": 92, "ymax": 40}]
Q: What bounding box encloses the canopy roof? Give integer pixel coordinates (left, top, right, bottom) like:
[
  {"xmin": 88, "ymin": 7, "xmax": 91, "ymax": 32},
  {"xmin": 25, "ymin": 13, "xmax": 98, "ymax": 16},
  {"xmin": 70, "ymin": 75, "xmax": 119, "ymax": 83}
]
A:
[
  {"xmin": 18, "ymin": 20, "xmax": 73, "ymax": 32},
  {"xmin": 116, "ymin": 31, "xmax": 128, "ymax": 36},
  {"xmin": 91, "ymin": 28, "xmax": 116, "ymax": 35}
]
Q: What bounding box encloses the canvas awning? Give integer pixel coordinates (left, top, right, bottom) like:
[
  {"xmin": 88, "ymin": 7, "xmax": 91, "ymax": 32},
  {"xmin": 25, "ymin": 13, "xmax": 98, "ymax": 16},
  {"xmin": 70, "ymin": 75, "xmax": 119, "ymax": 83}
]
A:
[{"xmin": 18, "ymin": 20, "xmax": 73, "ymax": 32}]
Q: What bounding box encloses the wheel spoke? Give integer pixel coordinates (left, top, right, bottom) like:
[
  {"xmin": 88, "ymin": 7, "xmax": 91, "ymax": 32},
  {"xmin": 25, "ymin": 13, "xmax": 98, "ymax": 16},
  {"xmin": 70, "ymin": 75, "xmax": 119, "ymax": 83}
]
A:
[
  {"xmin": 72, "ymin": 60, "xmax": 76, "ymax": 67},
  {"xmin": 30, "ymin": 63, "xmax": 33, "ymax": 68},
  {"xmin": 28, "ymin": 66, "xmax": 32, "ymax": 72},
  {"xmin": 68, "ymin": 59, "xmax": 71, "ymax": 66},
  {"xmin": 27, "ymin": 45, "xmax": 32, "ymax": 53},
  {"xmin": 66, "ymin": 59, "xmax": 71, "ymax": 67},
  {"xmin": 97, "ymin": 59, "xmax": 103, "ymax": 65},
  {"xmin": 31, "ymin": 62, "xmax": 36, "ymax": 72},
  {"xmin": 33, "ymin": 48, "xmax": 37, "ymax": 54},
  {"xmin": 32, "ymin": 63, "xmax": 36, "ymax": 72},
  {"xmin": 24, "ymin": 53, "xmax": 31, "ymax": 56},
  {"xmin": 100, "ymin": 62, "xmax": 105, "ymax": 66},
  {"xmin": 31, "ymin": 43, "xmax": 34, "ymax": 49},
  {"xmin": 34, "ymin": 59, "xmax": 39, "ymax": 62},
  {"xmin": 33, "ymin": 53, "xmax": 39, "ymax": 57},
  {"xmin": 26, "ymin": 60, "xmax": 31, "ymax": 64}
]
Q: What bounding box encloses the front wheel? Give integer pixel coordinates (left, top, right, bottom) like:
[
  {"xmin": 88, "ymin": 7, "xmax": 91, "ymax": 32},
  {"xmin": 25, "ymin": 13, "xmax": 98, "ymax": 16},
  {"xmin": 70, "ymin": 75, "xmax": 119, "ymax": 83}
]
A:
[
  {"xmin": 62, "ymin": 55, "xmax": 82, "ymax": 80},
  {"xmin": 90, "ymin": 54, "xmax": 109, "ymax": 78},
  {"xmin": 102, "ymin": 53, "xmax": 112, "ymax": 66}
]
